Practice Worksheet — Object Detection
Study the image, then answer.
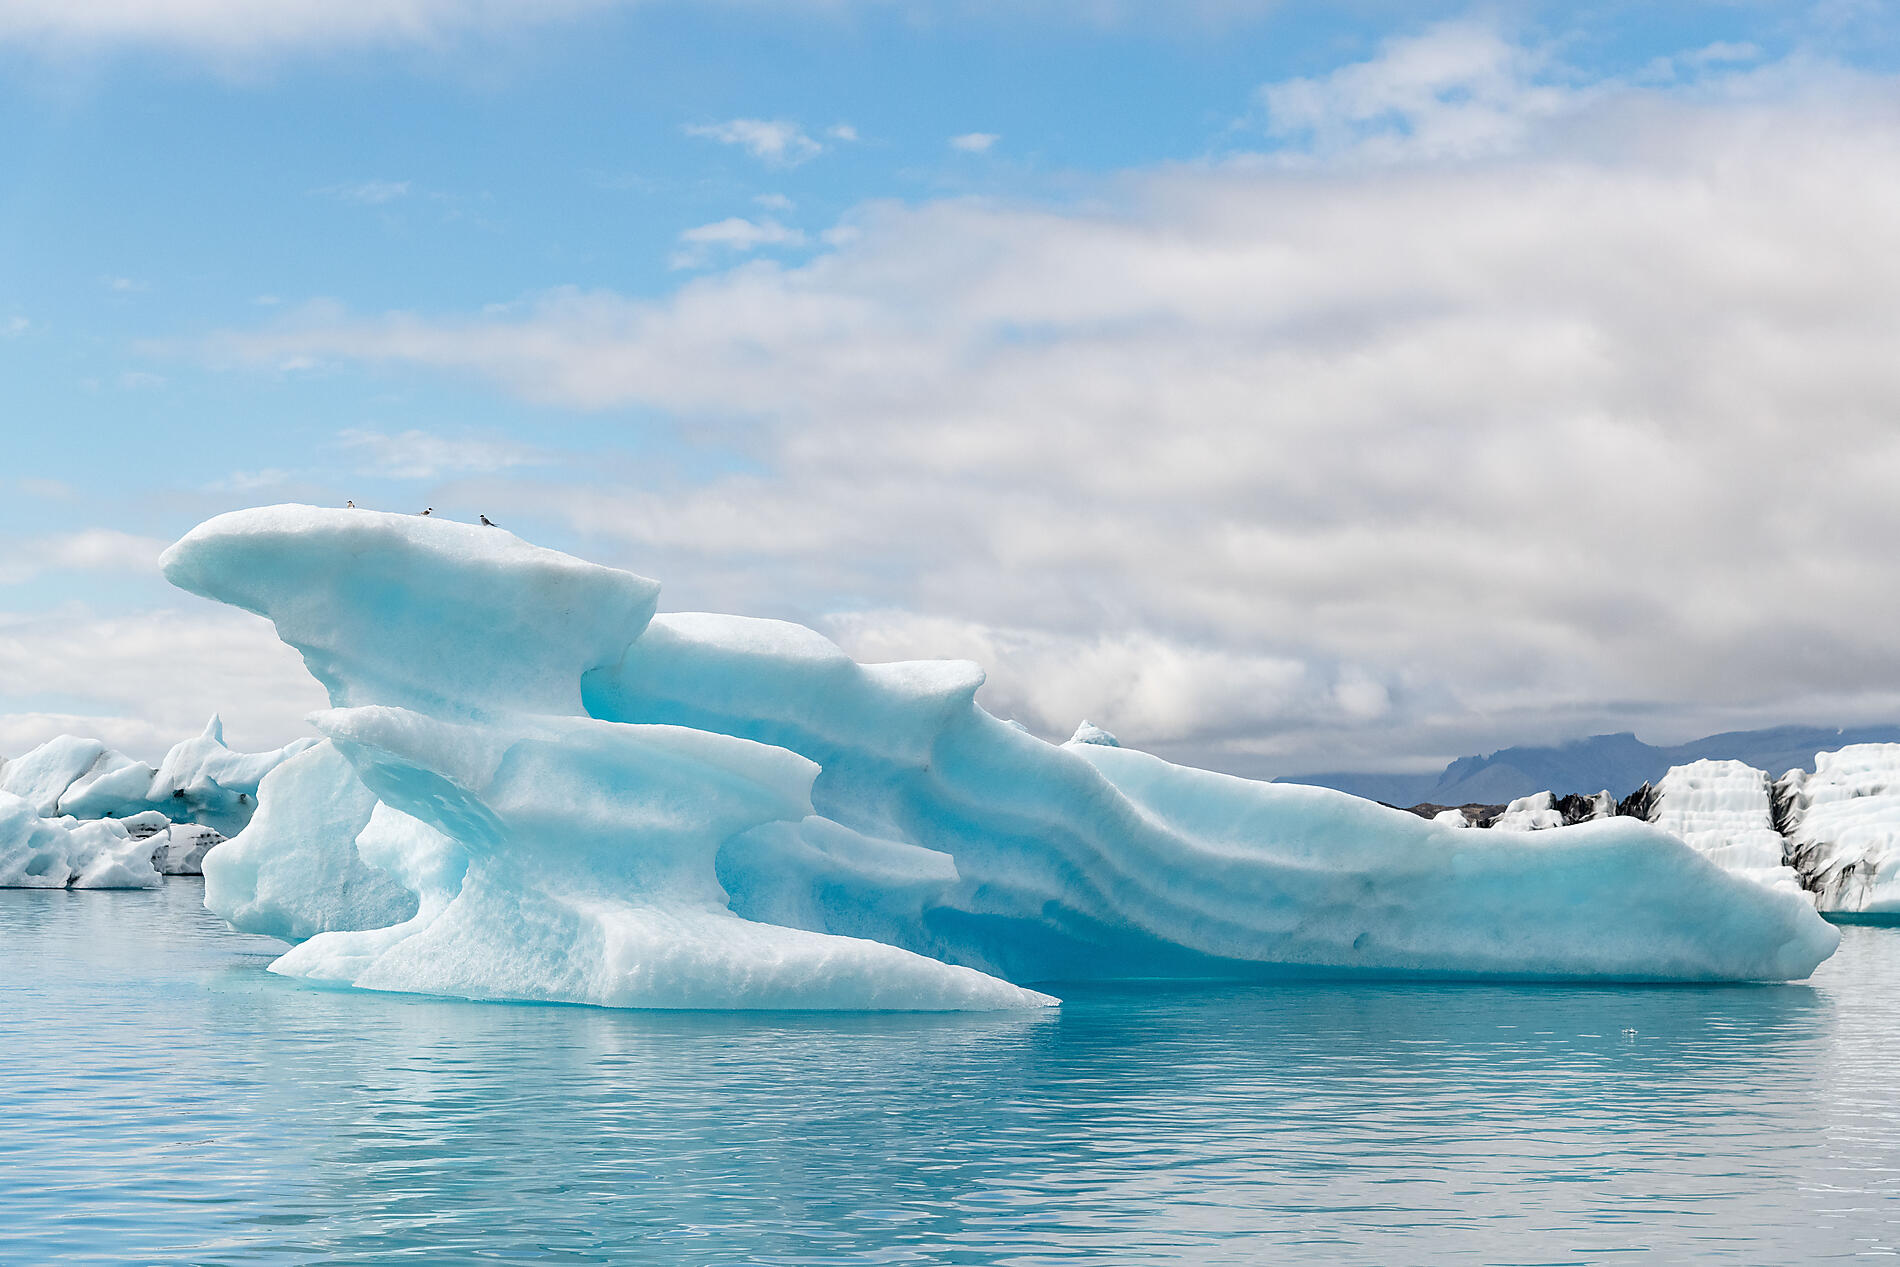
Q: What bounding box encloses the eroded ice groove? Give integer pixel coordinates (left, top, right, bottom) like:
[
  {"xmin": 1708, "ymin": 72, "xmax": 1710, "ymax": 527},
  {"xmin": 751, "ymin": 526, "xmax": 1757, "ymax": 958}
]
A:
[
  {"xmin": 162, "ymin": 505, "xmax": 1839, "ymax": 1006},
  {"xmin": 1779, "ymin": 745, "xmax": 1900, "ymax": 919}
]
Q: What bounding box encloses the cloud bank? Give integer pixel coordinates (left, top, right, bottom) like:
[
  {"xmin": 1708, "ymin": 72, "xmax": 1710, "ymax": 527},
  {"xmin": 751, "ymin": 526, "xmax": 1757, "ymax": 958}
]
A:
[{"xmin": 190, "ymin": 29, "xmax": 1900, "ymax": 775}]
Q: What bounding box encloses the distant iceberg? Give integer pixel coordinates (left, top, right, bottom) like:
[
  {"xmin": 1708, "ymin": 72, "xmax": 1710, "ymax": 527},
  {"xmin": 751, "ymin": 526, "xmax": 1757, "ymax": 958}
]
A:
[
  {"xmin": 0, "ymin": 719, "xmax": 312, "ymax": 888},
  {"xmin": 157, "ymin": 505, "xmax": 1837, "ymax": 1009},
  {"xmin": 1404, "ymin": 746, "xmax": 1900, "ymax": 922}
]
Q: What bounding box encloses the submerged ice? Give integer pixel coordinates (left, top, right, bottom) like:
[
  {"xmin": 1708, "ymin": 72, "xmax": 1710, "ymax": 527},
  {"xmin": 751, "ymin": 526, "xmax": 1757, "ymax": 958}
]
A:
[{"xmin": 161, "ymin": 506, "xmax": 1837, "ymax": 1009}]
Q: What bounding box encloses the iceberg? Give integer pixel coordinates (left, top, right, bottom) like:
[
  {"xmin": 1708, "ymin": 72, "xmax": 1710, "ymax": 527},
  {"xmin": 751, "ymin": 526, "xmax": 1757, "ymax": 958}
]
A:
[
  {"xmin": 1439, "ymin": 751, "xmax": 1900, "ymax": 918},
  {"xmin": 0, "ymin": 721, "xmax": 316, "ymax": 888},
  {"xmin": 161, "ymin": 505, "xmax": 1838, "ymax": 1009},
  {"xmin": 1778, "ymin": 745, "xmax": 1900, "ymax": 919},
  {"xmin": 1650, "ymin": 760, "xmax": 1804, "ymax": 895},
  {"xmin": 0, "ymin": 796, "xmax": 166, "ymax": 889},
  {"xmin": 0, "ymin": 719, "xmax": 312, "ymax": 839}
]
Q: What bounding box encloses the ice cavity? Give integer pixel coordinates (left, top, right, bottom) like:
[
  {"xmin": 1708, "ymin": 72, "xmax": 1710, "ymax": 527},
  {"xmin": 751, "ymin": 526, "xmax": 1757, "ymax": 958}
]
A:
[
  {"xmin": 1778, "ymin": 745, "xmax": 1900, "ymax": 918},
  {"xmin": 202, "ymin": 741, "xmax": 420, "ymax": 942},
  {"xmin": 163, "ymin": 505, "xmax": 1838, "ymax": 1007}
]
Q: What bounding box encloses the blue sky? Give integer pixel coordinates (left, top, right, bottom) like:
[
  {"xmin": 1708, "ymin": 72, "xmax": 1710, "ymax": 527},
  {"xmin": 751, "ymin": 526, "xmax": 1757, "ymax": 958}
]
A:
[{"xmin": 4, "ymin": 0, "xmax": 1900, "ymax": 775}]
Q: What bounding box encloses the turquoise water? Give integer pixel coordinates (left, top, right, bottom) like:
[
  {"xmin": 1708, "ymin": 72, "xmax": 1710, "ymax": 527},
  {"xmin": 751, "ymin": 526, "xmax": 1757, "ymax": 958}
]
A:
[{"xmin": 2, "ymin": 884, "xmax": 1896, "ymax": 1264}]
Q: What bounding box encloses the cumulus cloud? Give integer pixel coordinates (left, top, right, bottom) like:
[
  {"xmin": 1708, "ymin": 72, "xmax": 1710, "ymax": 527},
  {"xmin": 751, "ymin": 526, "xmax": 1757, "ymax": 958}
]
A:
[
  {"xmin": 196, "ymin": 36, "xmax": 1900, "ymax": 774},
  {"xmin": 949, "ymin": 132, "xmax": 999, "ymax": 153},
  {"xmin": 684, "ymin": 118, "xmax": 826, "ymax": 166}
]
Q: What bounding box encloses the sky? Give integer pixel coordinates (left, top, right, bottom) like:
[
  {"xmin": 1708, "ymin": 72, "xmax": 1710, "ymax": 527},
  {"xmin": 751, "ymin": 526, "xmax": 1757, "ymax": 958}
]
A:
[{"xmin": 2, "ymin": 0, "xmax": 1899, "ymax": 778}]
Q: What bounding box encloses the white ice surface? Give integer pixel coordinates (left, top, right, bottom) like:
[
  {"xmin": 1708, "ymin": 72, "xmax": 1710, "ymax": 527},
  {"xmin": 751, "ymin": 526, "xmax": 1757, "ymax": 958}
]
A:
[
  {"xmin": 1490, "ymin": 790, "xmax": 1564, "ymax": 831},
  {"xmin": 1650, "ymin": 759, "xmax": 1802, "ymax": 895},
  {"xmin": 0, "ymin": 792, "xmax": 164, "ymax": 889}
]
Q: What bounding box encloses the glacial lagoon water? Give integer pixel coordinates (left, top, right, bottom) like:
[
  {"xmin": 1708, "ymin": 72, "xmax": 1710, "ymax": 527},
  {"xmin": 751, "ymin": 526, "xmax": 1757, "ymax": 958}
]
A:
[{"xmin": 2, "ymin": 883, "xmax": 1896, "ymax": 1265}]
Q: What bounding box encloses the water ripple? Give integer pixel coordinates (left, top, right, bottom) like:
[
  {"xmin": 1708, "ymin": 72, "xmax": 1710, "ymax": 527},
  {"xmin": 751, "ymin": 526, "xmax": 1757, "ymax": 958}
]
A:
[{"xmin": 2, "ymin": 884, "xmax": 1896, "ymax": 1263}]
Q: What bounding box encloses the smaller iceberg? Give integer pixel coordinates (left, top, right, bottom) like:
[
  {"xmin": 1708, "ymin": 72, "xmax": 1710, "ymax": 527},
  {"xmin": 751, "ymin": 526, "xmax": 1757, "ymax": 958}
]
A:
[
  {"xmin": 1651, "ymin": 760, "xmax": 1803, "ymax": 895},
  {"xmin": 0, "ymin": 720, "xmax": 314, "ymax": 888},
  {"xmin": 1, "ymin": 798, "xmax": 167, "ymax": 889},
  {"xmin": 1779, "ymin": 745, "xmax": 1900, "ymax": 919}
]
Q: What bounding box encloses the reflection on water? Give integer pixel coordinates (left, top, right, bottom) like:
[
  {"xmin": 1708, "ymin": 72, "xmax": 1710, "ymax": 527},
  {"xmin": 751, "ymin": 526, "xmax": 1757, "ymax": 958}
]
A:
[{"xmin": 2, "ymin": 882, "xmax": 1896, "ymax": 1264}]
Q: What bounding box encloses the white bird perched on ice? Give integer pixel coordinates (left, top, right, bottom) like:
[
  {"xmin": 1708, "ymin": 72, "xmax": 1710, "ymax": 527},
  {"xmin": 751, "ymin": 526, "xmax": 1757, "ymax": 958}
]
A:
[{"xmin": 418, "ymin": 507, "xmax": 433, "ymax": 516}]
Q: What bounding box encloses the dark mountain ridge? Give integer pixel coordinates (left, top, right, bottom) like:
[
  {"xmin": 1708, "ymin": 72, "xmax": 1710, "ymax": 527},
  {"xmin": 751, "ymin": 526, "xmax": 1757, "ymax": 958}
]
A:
[{"xmin": 1282, "ymin": 724, "xmax": 1900, "ymax": 807}]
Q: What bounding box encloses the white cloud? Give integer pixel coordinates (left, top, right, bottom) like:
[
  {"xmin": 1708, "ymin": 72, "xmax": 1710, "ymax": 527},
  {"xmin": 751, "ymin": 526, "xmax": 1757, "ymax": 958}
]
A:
[
  {"xmin": 206, "ymin": 468, "xmax": 298, "ymax": 493},
  {"xmin": 321, "ymin": 179, "xmax": 411, "ymax": 205},
  {"xmin": 338, "ymin": 427, "xmax": 552, "ymax": 479},
  {"xmin": 0, "ymin": 606, "xmax": 326, "ymax": 761},
  {"xmin": 1686, "ymin": 41, "xmax": 1763, "ymax": 68},
  {"xmin": 684, "ymin": 118, "xmax": 824, "ymax": 166},
  {"xmin": 196, "ymin": 43, "xmax": 1900, "ymax": 773},
  {"xmin": 754, "ymin": 193, "xmax": 795, "ymax": 211},
  {"xmin": 0, "ymin": 712, "xmax": 182, "ymax": 764},
  {"xmin": 826, "ymin": 123, "xmax": 859, "ymax": 143},
  {"xmin": 670, "ymin": 216, "xmax": 807, "ymax": 267},
  {"xmin": 0, "ymin": 530, "xmax": 170, "ymax": 585},
  {"xmin": 0, "ymin": 0, "xmax": 626, "ymax": 55},
  {"xmin": 1, "ymin": 316, "xmax": 26, "ymax": 337},
  {"xmin": 1258, "ymin": 20, "xmax": 1577, "ymax": 159},
  {"xmin": 825, "ymin": 610, "xmax": 1380, "ymax": 744},
  {"xmin": 949, "ymin": 132, "xmax": 999, "ymax": 153}
]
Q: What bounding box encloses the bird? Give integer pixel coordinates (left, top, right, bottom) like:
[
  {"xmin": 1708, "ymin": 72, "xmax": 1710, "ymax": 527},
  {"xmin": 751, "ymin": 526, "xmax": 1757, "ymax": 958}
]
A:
[
  {"xmin": 346, "ymin": 500, "xmax": 355, "ymax": 509},
  {"xmin": 419, "ymin": 508, "xmax": 433, "ymax": 516},
  {"xmin": 480, "ymin": 514, "xmax": 496, "ymax": 527}
]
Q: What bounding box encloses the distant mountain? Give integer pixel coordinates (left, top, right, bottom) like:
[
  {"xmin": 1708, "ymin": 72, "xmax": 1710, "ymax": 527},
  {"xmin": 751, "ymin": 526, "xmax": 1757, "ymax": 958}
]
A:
[{"xmin": 1281, "ymin": 724, "xmax": 1900, "ymax": 807}]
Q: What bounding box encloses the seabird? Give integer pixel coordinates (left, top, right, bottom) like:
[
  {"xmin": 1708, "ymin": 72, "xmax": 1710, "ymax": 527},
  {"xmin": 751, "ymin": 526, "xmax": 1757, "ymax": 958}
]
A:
[
  {"xmin": 419, "ymin": 507, "xmax": 433, "ymax": 516},
  {"xmin": 346, "ymin": 500, "xmax": 355, "ymax": 509},
  {"xmin": 480, "ymin": 514, "xmax": 496, "ymax": 527}
]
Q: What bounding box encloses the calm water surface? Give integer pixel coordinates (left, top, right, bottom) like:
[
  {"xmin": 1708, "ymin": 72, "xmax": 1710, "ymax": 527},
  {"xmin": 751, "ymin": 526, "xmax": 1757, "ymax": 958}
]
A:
[{"xmin": 2, "ymin": 882, "xmax": 1896, "ymax": 1264}]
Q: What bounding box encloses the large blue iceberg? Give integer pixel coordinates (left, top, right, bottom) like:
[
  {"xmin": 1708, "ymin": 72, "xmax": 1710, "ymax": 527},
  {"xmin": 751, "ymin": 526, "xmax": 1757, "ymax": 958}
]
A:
[{"xmin": 162, "ymin": 506, "xmax": 1837, "ymax": 1009}]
